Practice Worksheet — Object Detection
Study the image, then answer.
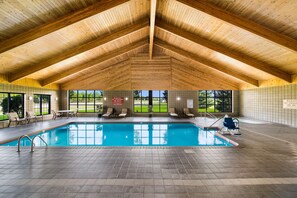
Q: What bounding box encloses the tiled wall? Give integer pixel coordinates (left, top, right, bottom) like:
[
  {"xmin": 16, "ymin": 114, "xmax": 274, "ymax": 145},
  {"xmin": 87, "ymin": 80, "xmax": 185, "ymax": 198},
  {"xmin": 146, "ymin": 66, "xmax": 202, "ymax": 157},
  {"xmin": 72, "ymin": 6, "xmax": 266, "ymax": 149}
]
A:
[
  {"xmin": 0, "ymin": 83, "xmax": 59, "ymax": 128},
  {"xmin": 240, "ymin": 84, "xmax": 297, "ymax": 127}
]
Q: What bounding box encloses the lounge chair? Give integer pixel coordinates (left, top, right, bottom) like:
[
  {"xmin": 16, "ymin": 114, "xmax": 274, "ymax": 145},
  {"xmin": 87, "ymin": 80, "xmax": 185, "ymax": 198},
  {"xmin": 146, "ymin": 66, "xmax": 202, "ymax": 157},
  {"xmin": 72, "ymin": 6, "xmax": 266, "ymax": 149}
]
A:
[
  {"xmin": 102, "ymin": 108, "xmax": 113, "ymax": 118},
  {"xmin": 168, "ymin": 108, "xmax": 178, "ymax": 118},
  {"xmin": 26, "ymin": 111, "xmax": 43, "ymax": 123},
  {"xmin": 118, "ymin": 108, "xmax": 127, "ymax": 118},
  {"xmin": 69, "ymin": 109, "xmax": 78, "ymax": 117},
  {"xmin": 183, "ymin": 108, "xmax": 194, "ymax": 118},
  {"xmin": 222, "ymin": 117, "xmax": 240, "ymax": 135},
  {"xmin": 51, "ymin": 110, "xmax": 62, "ymax": 120},
  {"xmin": 7, "ymin": 112, "xmax": 27, "ymax": 127}
]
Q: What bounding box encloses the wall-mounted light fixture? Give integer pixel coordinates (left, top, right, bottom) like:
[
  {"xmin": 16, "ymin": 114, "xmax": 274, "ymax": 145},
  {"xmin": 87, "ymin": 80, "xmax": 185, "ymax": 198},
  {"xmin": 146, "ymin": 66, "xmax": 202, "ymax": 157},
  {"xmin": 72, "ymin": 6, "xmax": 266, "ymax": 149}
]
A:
[
  {"xmin": 55, "ymin": 97, "xmax": 58, "ymax": 101},
  {"xmin": 125, "ymin": 97, "xmax": 128, "ymax": 101},
  {"xmin": 104, "ymin": 97, "xmax": 107, "ymax": 101},
  {"xmin": 28, "ymin": 96, "xmax": 33, "ymax": 100},
  {"xmin": 176, "ymin": 97, "xmax": 181, "ymax": 101}
]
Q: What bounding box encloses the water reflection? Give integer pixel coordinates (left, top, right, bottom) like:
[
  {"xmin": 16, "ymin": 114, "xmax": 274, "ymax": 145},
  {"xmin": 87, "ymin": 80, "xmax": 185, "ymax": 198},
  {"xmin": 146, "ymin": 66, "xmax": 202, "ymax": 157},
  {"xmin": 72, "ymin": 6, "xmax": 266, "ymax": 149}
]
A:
[{"xmin": 3, "ymin": 123, "xmax": 231, "ymax": 146}]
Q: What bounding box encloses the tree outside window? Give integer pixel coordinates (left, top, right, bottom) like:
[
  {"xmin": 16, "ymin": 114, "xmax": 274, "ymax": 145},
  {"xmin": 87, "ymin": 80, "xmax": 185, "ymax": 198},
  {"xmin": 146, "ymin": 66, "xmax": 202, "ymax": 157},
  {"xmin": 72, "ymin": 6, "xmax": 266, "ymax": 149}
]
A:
[
  {"xmin": 134, "ymin": 90, "xmax": 168, "ymax": 113},
  {"xmin": 0, "ymin": 92, "xmax": 24, "ymax": 120},
  {"xmin": 34, "ymin": 94, "xmax": 51, "ymax": 115},
  {"xmin": 198, "ymin": 90, "xmax": 232, "ymax": 113}
]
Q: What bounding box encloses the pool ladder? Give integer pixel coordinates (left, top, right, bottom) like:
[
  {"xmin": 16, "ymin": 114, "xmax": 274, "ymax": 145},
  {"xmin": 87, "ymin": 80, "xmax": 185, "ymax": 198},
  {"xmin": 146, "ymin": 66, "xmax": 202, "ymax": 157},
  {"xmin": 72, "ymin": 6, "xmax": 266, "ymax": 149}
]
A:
[{"xmin": 17, "ymin": 135, "xmax": 48, "ymax": 152}]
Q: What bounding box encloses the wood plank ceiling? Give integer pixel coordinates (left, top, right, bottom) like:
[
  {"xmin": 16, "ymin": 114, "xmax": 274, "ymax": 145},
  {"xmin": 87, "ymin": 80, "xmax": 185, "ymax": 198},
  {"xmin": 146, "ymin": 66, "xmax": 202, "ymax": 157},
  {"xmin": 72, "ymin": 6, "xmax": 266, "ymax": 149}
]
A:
[{"xmin": 0, "ymin": 0, "xmax": 296, "ymax": 90}]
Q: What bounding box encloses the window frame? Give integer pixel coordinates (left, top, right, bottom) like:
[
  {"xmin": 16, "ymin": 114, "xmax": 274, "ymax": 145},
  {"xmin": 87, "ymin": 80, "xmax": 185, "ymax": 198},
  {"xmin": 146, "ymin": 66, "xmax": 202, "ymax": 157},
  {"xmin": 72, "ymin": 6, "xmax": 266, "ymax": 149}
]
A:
[
  {"xmin": 152, "ymin": 90, "xmax": 168, "ymax": 113},
  {"xmin": 0, "ymin": 92, "xmax": 25, "ymax": 120},
  {"xmin": 133, "ymin": 90, "xmax": 168, "ymax": 113},
  {"xmin": 34, "ymin": 94, "xmax": 51, "ymax": 116},
  {"xmin": 198, "ymin": 90, "xmax": 232, "ymax": 113},
  {"xmin": 68, "ymin": 90, "xmax": 103, "ymax": 113}
]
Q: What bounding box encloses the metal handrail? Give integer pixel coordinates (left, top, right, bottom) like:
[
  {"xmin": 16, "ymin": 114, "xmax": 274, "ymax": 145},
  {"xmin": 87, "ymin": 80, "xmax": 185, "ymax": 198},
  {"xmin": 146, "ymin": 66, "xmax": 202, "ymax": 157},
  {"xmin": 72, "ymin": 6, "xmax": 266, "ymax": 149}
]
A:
[
  {"xmin": 17, "ymin": 135, "xmax": 33, "ymax": 152},
  {"xmin": 205, "ymin": 116, "xmax": 225, "ymax": 130},
  {"xmin": 31, "ymin": 135, "xmax": 48, "ymax": 152},
  {"xmin": 205, "ymin": 112, "xmax": 217, "ymax": 119},
  {"xmin": 200, "ymin": 112, "xmax": 217, "ymax": 119}
]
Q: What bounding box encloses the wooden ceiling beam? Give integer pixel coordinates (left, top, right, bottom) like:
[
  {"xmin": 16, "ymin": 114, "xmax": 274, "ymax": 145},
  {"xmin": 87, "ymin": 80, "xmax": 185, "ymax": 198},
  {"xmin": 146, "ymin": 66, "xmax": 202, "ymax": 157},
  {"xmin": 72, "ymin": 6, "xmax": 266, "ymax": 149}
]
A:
[
  {"xmin": 0, "ymin": 0, "xmax": 129, "ymax": 54},
  {"xmin": 8, "ymin": 19, "xmax": 148, "ymax": 83},
  {"xmin": 177, "ymin": 0, "xmax": 297, "ymax": 52},
  {"xmin": 41, "ymin": 39, "xmax": 147, "ymax": 86},
  {"xmin": 156, "ymin": 19, "xmax": 292, "ymax": 82},
  {"xmin": 149, "ymin": 0, "xmax": 157, "ymax": 59},
  {"xmin": 155, "ymin": 39, "xmax": 259, "ymax": 87},
  {"xmin": 61, "ymin": 60, "xmax": 130, "ymax": 90},
  {"xmin": 61, "ymin": 59, "xmax": 130, "ymax": 88}
]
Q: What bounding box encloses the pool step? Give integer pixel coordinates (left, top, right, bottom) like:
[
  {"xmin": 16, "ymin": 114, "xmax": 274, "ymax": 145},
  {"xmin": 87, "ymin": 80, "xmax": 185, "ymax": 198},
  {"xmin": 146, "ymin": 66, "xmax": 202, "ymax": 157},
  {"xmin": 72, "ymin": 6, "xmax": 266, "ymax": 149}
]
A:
[{"xmin": 203, "ymin": 126, "xmax": 220, "ymax": 131}]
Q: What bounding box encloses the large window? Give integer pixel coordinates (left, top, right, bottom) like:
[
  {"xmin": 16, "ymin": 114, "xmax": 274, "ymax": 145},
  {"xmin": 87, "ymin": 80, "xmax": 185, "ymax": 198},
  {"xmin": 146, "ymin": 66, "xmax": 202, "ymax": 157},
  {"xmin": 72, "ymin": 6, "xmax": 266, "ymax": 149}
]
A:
[
  {"xmin": 133, "ymin": 90, "xmax": 168, "ymax": 113},
  {"xmin": 198, "ymin": 90, "xmax": 232, "ymax": 113},
  {"xmin": 0, "ymin": 92, "xmax": 24, "ymax": 120},
  {"xmin": 69, "ymin": 90, "xmax": 103, "ymax": 113},
  {"xmin": 152, "ymin": 90, "xmax": 168, "ymax": 113},
  {"xmin": 34, "ymin": 94, "xmax": 51, "ymax": 115}
]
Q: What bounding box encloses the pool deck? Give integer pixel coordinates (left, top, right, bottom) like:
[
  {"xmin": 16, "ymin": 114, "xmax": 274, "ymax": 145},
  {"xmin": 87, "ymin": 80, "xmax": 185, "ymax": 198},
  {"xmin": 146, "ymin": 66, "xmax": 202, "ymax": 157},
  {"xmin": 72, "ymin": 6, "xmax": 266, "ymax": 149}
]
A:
[{"xmin": 0, "ymin": 117, "xmax": 297, "ymax": 197}]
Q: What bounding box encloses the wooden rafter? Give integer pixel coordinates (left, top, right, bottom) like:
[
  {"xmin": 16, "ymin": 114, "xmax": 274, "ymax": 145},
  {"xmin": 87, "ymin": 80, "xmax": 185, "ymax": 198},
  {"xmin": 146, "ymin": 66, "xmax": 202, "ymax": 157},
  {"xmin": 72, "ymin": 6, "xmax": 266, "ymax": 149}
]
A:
[
  {"xmin": 155, "ymin": 39, "xmax": 259, "ymax": 86},
  {"xmin": 156, "ymin": 19, "xmax": 292, "ymax": 82},
  {"xmin": 149, "ymin": 0, "xmax": 157, "ymax": 59},
  {"xmin": 41, "ymin": 39, "xmax": 147, "ymax": 86},
  {"xmin": 8, "ymin": 18, "xmax": 148, "ymax": 82},
  {"xmin": 177, "ymin": 0, "xmax": 297, "ymax": 52},
  {"xmin": 61, "ymin": 59, "xmax": 130, "ymax": 90},
  {"xmin": 0, "ymin": 0, "xmax": 129, "ymax": 54}
]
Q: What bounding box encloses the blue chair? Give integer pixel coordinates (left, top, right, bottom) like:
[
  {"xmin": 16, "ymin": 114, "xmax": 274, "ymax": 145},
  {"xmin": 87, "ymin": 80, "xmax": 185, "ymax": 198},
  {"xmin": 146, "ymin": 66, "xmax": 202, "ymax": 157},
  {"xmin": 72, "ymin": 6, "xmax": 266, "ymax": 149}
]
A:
[{"xmin": 223, "ymin": 117, "xmax": 240, "ymax": 135}]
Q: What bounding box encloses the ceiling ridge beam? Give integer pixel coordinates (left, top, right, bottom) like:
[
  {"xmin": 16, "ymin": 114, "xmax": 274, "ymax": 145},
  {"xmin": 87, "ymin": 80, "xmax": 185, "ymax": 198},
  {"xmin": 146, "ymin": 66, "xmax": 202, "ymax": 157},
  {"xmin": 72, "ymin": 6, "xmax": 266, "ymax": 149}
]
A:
[
  {"xmin": 177, "ymin": 0, "xmax": 297, "ymax": 52},
  {"xmin": 155, "ymin": 39, "xmax": 259, "ymax": 87},
  {"xmin": 156, "ymin": 19, "xmax": 292, "ymax": 83},
  {"xmin": 149, "ymin": 0, "xmax": 157, "ymax": 59},
  {"xmin": 8, "ymin": 18, "xmax": 148, "ymax": 82},
  {"xmin": 0, "ymin": 0, "xmax": 129, "ymax": 54},
  {"xmin": 41, "ymin": 39, "xmax": 147, "ymax": 86}
]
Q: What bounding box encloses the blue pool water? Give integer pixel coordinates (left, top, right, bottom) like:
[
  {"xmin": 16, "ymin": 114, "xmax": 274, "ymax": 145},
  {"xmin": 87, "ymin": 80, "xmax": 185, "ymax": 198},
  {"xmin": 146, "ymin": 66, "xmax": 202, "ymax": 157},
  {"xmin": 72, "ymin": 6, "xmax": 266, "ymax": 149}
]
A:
[{"xmin": 1, "ymin": 123, "xmax": 232, "ymax": 147}]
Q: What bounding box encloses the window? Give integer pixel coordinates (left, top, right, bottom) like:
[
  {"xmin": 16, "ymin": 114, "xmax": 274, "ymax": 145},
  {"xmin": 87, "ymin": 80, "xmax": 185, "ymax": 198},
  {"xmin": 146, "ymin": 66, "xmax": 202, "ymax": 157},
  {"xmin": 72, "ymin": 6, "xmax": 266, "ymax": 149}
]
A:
[
  {"xmin": 134, "ymin": 90, "xmax": 149, "ymax": 113},
  {"xmin": 133, "ymin": 90, "xmax": 168, "ymax": 113},
  {"xmin": 152, "ymin": 90, "xmax": 168, "ymax": 113},
  {"xmin": 198, "ymin": 90, "xmax": 232, "ymax": 113},
  {"xmin": 34, "ymin": 94, "xmax": 51, "ymax": 115},
  {"xmin": 69, "ymin": 90, "xmax": 103, "ymax": 113},
  {"xmin": 0, "ymin": 92, "xmax": 24, "ymax": 120}
]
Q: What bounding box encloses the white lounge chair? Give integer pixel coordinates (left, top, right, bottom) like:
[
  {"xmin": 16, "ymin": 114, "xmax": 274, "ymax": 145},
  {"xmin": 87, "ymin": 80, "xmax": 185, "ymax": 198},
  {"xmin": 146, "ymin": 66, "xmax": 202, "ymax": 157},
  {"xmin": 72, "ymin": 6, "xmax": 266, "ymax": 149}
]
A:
[
  {"xmin": 51, "ymin": 110, "xmax": 62, "ymax": 120},
  {"xmin": 69, "ymin": 109, "xmax": 78, "ymax": 118},
  {"xmin": 119, "ymin": 108, "xmax": 127, "ymax": 118},
  {"xmin": 102, "ymin": 108, "xmax": 113, "ymax": 118},
  {"xmin": 168, "ymin": 108, "xmax": 178, "ymax": 117},
  {"xmin": 183, "ymin": 108, "xmax": 194, "ymax": 118},
  {"xmin": 26, "ymin": 111, "xmax": 43, "ymax": 123},
  {"xmin": 8, "ymin": 112, "xmax": 27, "ymax": 127}
]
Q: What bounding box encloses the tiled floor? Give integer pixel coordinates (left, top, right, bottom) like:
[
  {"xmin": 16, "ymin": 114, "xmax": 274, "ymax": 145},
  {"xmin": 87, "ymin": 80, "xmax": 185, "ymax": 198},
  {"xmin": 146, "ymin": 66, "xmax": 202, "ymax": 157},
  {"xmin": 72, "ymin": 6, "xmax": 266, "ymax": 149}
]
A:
[{"xmin": 0, "ymin": 117, "xmax": 297, "ymax": 197}]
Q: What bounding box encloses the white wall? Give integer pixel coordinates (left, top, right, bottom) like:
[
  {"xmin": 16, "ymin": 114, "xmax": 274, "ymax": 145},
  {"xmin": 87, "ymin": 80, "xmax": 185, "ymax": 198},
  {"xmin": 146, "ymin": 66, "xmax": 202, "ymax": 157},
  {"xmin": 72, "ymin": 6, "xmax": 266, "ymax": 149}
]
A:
[{"xmin": 240, "ymin": 84, "xmax": 297, "ymax": 127}]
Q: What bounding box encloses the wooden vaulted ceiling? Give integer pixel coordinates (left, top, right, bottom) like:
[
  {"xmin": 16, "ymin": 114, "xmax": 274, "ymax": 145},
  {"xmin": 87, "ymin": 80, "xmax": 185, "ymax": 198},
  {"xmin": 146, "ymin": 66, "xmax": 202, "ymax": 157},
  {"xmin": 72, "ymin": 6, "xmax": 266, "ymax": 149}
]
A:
[{"xmin": 0, "ymin": 0, "xmax": 297, "ymax": 90}]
